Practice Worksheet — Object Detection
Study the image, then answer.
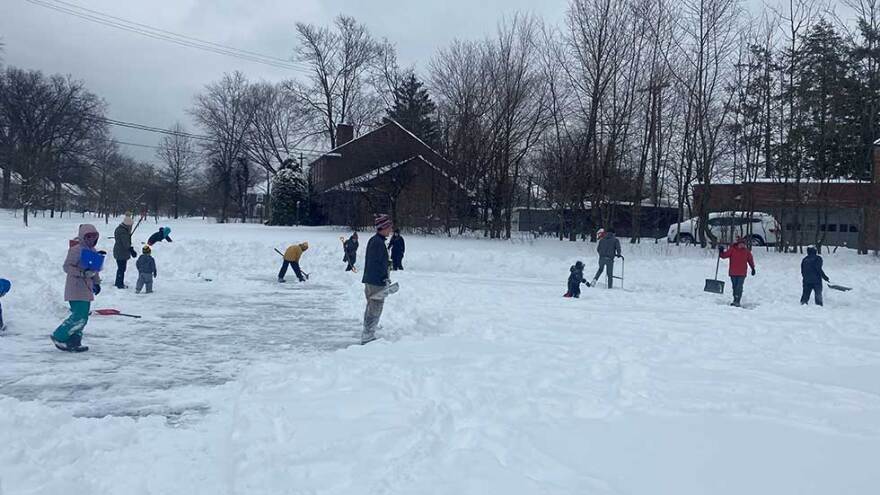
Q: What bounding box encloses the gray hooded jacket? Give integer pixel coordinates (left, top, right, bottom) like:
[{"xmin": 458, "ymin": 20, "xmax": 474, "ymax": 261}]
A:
[{"xmin": 597, "ymin": 233, "xmax": 622, "ymax": 258}]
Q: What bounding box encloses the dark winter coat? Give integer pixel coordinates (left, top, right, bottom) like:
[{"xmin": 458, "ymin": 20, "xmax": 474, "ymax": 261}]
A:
[
  {"xmin": 136, "ymin": 254, "xmax": 157, "ymax": 276},
  {"xmin": 362, "ymin": 233, "xmax": 389, "ymax": 286},
  {"xmin": 596, "ymin": 233, "xmax": 621, "ymax": 258},
  {"xmin": 801, "ymin": 247, "xmax": 829, "ymax": 285},
  {"xmin": 567, "ymin": 264, "xmax": 587, "ymax": 294},
  {"xmin": 113, "ymin": 223, "xmax": 133, "ymax": 260},
  {"xmin": 720, "ymin": 243, "xmax": 755, "ymax": 277},
  {"xmin": 389, "ymin": 234, "xmax": 405, "ymax": 260},
  {"xmin": 343, "ymin": 237, "xmax": 359, "ymax": 262},
  {"xmin": 147, "ymin": 229, "xmax": 172, "ymax": 246}
]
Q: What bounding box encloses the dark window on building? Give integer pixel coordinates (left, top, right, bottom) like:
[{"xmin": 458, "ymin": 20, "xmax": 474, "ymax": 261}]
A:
[
  {"xmin": 838, "ymin": 224, "xmax": 848, "ymax": 233},
  {"xmin": 826, "ymin": 224, "xmax": 837, "ymax": 232},
  {"xmin": 850, "ymin": 225, "xmax": 859, "ymax": 233}
]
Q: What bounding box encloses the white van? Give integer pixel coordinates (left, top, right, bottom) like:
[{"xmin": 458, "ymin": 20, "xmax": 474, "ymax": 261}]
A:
[{"xmin": 667, "ymin": 211, "xmax": 780, "ymax": 246}]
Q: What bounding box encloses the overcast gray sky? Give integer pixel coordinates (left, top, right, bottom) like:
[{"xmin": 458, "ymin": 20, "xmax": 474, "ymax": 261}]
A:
[
  {"xmin": 1, "ymin": 0, "xmax": 569, "ymax": 161},
  {"xmin": 0, "ymin": 0, "xmax": 849, "ymax": 163}
]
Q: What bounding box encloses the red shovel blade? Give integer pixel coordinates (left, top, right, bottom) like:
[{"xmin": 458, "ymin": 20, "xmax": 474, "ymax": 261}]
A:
[{"xmin": 93, "ymin": 309, "xmax": 142, "ymax": 318}]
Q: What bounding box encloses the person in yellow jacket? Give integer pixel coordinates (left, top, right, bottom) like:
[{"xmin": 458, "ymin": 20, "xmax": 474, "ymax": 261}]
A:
[{"xmin": 278, "ymin": 242, "xmax": 309, "ymax": 282}]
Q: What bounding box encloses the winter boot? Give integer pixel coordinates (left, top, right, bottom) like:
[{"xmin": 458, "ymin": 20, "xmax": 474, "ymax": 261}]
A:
[
  {"xmin": 66, "ymin": 333, "xmax": 89, "ymax": 352},
  {"xmin": 50, "ymin": 335, "xmax": 69, "ymax": 351},
  {"xmin": 591, "ymin": 279, "xmax": 598, "ymax": 287},
  {"xmin": 278, "ymin": 277, "xmax": 286, "ymax": 283}
]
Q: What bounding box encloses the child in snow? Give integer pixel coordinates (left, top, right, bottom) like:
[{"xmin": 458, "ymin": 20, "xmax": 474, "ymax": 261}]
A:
[
  {"xmin": 147, "ymin": 226, "xmax": 172, "ymax": 246},
  {"xmin": 801, "ymin": 246, "xmax": 830, "ymax": 306},
  {"xmin": 719, "ymin": 237, "xmax": 756, "ymax": 307},
  {"xmin": 564, "ymin": 261, "xmax": 590, "ymax": 298},
  {"xmin": 343, "ymin": 233, "xmax": 359, "ymax": 272},
  {"xmin": 0, "ymin": 278, "xmax": 10, "ymax": 332},
  {"xmin": 136, "ymin": 245, "xmax": 158, "ymax": 294},
  {"xmin": 389, "ymin": 229, "xmax": 405, "ymax": 270},
  {"xmin": 51, "ymin": 224, "xmax": 102, "ymax": 352},
  {"xmin": 279, "ymin": 242, "xmax": 309, "ymax": 282}
]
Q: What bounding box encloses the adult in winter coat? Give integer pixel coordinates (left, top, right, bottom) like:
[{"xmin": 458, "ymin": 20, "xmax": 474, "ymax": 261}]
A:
[
  {"xmin": 343, "ymin": 233, "xmax": 359, "ymax": 272},
  {"xmin": 279, "ymin": 242, "xmax": 309, "ymax": 282},
  {"xmin": 719, "ymin": 237, "xmax": 756, "ymax": 307},
  {"xmin": 565, "ymin": 261, "xmax": 590, "ymax": 298},
  {"xmin": 801, "ymin": 246, "xmax": 830, "ymax": 306},
  {"xmin": 389, "ymin": 229, "xmax": 405, "ymax": 271},
  {"xmin": 112, "ymin": 215, "xmax": 137, "ymax": 289},
  {"xmin": 51, "ymin": 224, "xmax": 102, "ymax": 352},
  {"xmin": 592, "ymin": 228, "xmax": 622, "ymax": 288},
  {"xmin": 147, "ymin": 227, "xmax": 172, "ymax": 246},
  {"xmin": 362, "ymin": 214, "xmax": 393, "ymax": 344},
  {"xmin": 136, "ymin": 245, "xmax": 158, "ymax": 294}
]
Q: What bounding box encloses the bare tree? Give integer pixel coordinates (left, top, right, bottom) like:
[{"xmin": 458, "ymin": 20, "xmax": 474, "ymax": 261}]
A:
[
  {"xmin": 156, "ymin": 122, "xmax": 198, "ymax": 219},
  {"xmin": 191, "ymin": 71, "xmax": 256, "ymax": 223},
  {"xmin": 670, "ymin": 0, "xmax": 743, "ymax": 246},
  {"xmin": 289, "ymin": 15, "xmax": 390, "ymax": 148},
  {"xmin": 484, "ymin": 15, "xmax": 549, "ymax": 238},
  {"xmin": 0, "ymin": 67, "xmax": 106, "ymax": 225}
]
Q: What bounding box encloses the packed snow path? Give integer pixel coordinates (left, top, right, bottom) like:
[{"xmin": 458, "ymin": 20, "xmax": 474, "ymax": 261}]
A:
[{"xmin": 2, "ymin": 213, "xmax": 880, "ymax": 494}]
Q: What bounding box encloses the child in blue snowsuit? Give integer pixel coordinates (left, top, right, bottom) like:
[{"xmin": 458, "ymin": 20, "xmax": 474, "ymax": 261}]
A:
[
  {"xmin": 0, "ymin": 278, "xmax": 10, "ymax": 331},
  {"xmin": 564, "ymin": 261, "xmax": 590, "ymax": 298}
]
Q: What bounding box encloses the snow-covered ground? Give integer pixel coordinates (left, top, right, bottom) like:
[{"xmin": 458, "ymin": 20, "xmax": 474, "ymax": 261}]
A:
[{"xmin": 1, "ymin": 210, "xmax": 880, "ymax": 494}]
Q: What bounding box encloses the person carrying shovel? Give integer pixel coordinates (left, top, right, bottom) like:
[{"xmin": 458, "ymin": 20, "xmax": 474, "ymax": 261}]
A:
[
  {"xmin": 800, "ymin": 246, "xmax": 830, "ymax": 306},
  {"xmin": 591, "ymin": 227, "xmax": 622, "ymax": 289},
  {"xmin": 719, "ymin": 237, "xmax": 755, "ymax": 307}
]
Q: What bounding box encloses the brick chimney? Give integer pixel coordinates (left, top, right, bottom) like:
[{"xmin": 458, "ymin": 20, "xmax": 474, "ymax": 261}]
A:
[{"xmin": 336, "ymin": 124, "xmax": 354, "ymax": 147}]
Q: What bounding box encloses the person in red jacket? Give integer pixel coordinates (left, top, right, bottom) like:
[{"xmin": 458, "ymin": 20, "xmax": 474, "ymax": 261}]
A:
[{"xmin": 719, "ymin": 237, "xmax": 756, "ymax": 307}]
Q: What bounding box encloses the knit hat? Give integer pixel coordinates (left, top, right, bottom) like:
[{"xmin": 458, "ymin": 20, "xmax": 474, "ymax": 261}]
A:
[
  {"xmin": 123, "ymin": 215, "xmax": 134, "ymax": 226},
  {"xmin": 142, "ymin": 245, "xmax": 152, "ymax": 254},
  {"xmin": 374, "ymin": 214, "xmax": 392, "ymax": 231},
  {"xmin": 163, "ymin": 226, "xmax": 171, "ymax": 236}
]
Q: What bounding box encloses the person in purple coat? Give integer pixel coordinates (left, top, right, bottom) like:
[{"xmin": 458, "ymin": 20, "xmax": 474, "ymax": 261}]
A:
[{"xmin": 51, "ymin": 224, "xmax": 102, "ymax": 352}]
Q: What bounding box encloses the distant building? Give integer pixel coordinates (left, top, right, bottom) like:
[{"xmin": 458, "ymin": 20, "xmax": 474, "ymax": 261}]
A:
[
  {"xmin": 693, "ymin": 143, "xmax": 880, "ymax": 250},
  {"xmin": 511, "ymin": 201, "xmax": 679, "ymax": 239},
  {"xmin": 308, "ymin": 121, "xmax": 473, "ymax": 229}
]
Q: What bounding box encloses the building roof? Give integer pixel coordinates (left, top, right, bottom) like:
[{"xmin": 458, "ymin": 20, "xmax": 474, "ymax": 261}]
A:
[{"xmin": 309, "ymin": 119, "xmax": 462, "ymax": 195}]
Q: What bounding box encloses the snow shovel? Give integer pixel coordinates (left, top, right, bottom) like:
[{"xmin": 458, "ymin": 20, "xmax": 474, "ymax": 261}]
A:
[
  {"xmin": 612, "ymin": 256, "xmax": 625, "ymax": 289},
  {"xmin": 827, "ymin": 283, "xmax": 852, "ymax": 292},
  {"xmin": 273, "ymin": 248, "xmax": 310, "ymax": 280},
  {"xmin": 92, "ymin": 309, "xmax": 142, "ymax": 318},
  {"xmin": 704, "ymin": 253, "xmax": 725, "ymax": 294},
  {"xmin": 370, "ymin": 282, "xmax": 399, "ymax": 301}
]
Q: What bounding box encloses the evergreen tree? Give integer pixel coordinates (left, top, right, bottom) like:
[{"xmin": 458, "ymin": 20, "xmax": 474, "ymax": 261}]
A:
[
  {"xmin": 792, "ymin": 21, "xmax": 861, "ymax": 179},
  {"xmin": 269, "ymin": 159, "xmax": 307, "ymax": 226},
  {"xmin": 386, "ymin": 72, "xmax": 440, "ymax": 148}
]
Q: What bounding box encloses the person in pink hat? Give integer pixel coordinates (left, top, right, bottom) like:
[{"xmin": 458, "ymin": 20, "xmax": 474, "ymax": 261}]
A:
[{"xmin": 361, "ymin": 214, "xmax": 393, "ymax": 344}]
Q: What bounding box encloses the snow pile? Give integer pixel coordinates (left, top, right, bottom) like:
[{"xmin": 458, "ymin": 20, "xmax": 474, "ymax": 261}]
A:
[{"xmin": 1, "ymin": 211, "xmax": 880, "ymax": 494}]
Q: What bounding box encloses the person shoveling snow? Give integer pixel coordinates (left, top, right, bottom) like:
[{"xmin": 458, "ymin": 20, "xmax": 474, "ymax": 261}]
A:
[
  {"xmin": 278, "ymin": 242, "xmax": 309, "ymax": 283},
  {"xmin": 719, "ymin": 237, "xmax": 756, "ymax": 307},
  {"xmin": 591, "ymin": 228, "xmax": 622, "ymax": 288},
  {"xmin": 800, "ymin": 246, "xmax": 830, "ymax": 306}
]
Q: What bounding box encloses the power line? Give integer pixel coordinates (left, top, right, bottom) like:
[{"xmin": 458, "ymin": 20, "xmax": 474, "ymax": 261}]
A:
[
  {"xmin": 23, "ymin": 0, "xmax": 311, "ymax": 72},
  {"xmin": 102, "ymin": 118, "xmax": 326, "ymax": 156}
]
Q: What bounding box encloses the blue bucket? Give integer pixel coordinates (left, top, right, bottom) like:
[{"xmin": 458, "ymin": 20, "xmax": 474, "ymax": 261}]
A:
[
  {"xmin": 0, "ymin": 278, "xmax": 10, "ymax": 296},
  {"xmin": 79, "ymin": 250, "xmax": 105, "ymax": 272}
]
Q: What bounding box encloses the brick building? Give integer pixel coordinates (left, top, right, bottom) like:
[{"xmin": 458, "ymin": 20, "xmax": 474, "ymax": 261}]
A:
[
  {"xmin": 308, "ymin": 121, "xmax": 473, "ymax": 229},
  {"xmin": 693, "ymin": 143, "xmax": 880, "ymax": 250}
]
